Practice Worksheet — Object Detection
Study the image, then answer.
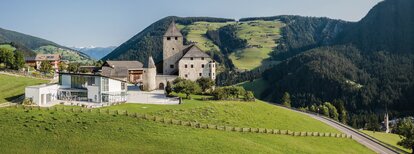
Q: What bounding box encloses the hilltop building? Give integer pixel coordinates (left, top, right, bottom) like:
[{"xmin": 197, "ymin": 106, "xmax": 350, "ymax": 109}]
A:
[
  {"xmin": 96, "ymin": 21, "xmax": 216, "ymax": 91},
  {"xmin": 25, "ymin": 21, "xmax": 216, "ymax": 106}
]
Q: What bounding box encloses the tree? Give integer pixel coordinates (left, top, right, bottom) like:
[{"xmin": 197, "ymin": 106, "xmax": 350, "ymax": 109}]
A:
[
  {"xmin": 395, "ymin": 118, "xmax": 414, "ymax": 153},
  {"xmin": 0, "ymin": 48, "xmax": 15, "ymax": 69},
  {"xmin": 173, "ymin": 79, "xmax": 201, "ymax": 99},
  {"xmin": 67, "ymin": 63, "xmax": 80, "ymax": 73},
  {"xmin": 244, "ymin": 91, "xmax": 255, "ymax": 101},
  {"xmin": 318, "ymin": 105, "xmax": 330, "ymax": 117},
  {"xmin": 39, "ymin": 61, "xmax": 52, "ymax": 73},
  {"xmin": 13, "ymin": 50, "xmax": 25, "ymax": 70},
  {"xmin": 58, "ymin": 63, "xmax": 67, "ymax": 72},
  {"xmin": 165, "ymin": 81, "xmax": 173, "ymax": 96},
  {"xmin": 281, "ymin": 92, "xmax": 291, "ymax": 107},
  {"xmin": 324, "ymin": 102, "xmax": 339, "ymax": 121},
  {"xmin": 196, "ymin": 77, "xmax": 215, "ymax": 93}
]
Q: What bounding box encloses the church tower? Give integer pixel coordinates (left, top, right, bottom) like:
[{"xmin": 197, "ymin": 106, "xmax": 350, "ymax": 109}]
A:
[{"xmin": 163, "ymin": 21, "xmax": 184, "ymax": 75}]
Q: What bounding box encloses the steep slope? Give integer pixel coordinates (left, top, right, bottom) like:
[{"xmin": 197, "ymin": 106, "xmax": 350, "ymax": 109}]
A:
[
  {"xmin": 101, "ymin": 16, "xmax": 235, "ymax": 65},
  {"xmin": 240, "ymin": 15, "xmax": 350, "ymax": 61},
  {"xmin": 258, "ymin": 0, "xmax": 414, "ymax": 129},
  {"xmin": 0, "ymin": 27, "xmax": 91, "ymax": 62},
  {"xmin": 338, "ymin": 0, "xmax": 414, "ymax": 53}
]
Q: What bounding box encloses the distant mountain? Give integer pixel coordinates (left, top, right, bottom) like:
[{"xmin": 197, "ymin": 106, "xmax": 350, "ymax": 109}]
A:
[
  {"xmin": 72, "ymin": 46, "xmax": 116, "ymax": 60},
  {"xmin": 0, "ymin": 27, "xmax": 91, "ymax": 62}
]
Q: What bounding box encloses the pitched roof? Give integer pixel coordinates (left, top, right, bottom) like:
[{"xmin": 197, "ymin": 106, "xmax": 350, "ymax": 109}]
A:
[
  {"xmin": 35, "ymin": 54, "xmax": 61, "ymax": 61},
  {"xmin": 105, "ymin": 61, "xmax": 143, "ymax": 69},
  {"xmin": 164, "ymin": 21, "xmax": 183, "ymax": 37},
  {"xmin": 148, "ymin": 56, "xmax": 156, "ymax": 68},
  {"xmin": 182, "ymin": 45, "xmax": 211, "ymax": 58}
]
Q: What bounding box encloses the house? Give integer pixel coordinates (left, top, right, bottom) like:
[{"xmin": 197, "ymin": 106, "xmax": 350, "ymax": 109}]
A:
[
  {"xmin": 25, "ymin": 54, "xmax": 61, "ymax": 71},
  {"xmin": 25, "ymin": 72, "xmax": 127, "ymax": 106},
  {"xmin": 100, "ymin": 61, "xmax": 144, "ymax": 83}
]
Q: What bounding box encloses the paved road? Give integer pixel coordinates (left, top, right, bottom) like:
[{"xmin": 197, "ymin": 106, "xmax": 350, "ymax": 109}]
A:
[{"xmin": 270, "ymin": 103, "xmax": 398, "ymax": 154}]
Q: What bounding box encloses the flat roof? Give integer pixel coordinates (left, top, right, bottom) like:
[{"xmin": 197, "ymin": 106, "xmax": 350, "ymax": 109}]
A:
[
  {"xmin": 59, "ymin": 72, "xmax": 127, "ymax": 82},
  {"xmin": 26, "ymin": 84, "xmax": 58, "ymax": 89}
]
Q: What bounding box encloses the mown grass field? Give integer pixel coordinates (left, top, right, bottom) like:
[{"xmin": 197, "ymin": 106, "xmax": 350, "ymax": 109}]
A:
[
  {"xmin": 0, "ymin": 74, "xmax": 48, "ymax": 104},
  {"xmin": 177, "ymin": 21, "xmax": 232, "ymax": 53},
  {"xmin": 362, "ymin": 130, "xmax": 412, "ymax": 153},
  {"xmin": 0, "ymin": 107, "xmax": 373, "ymax": 153},
  {"xmin": 229, "ymin": 20, "xmax": 283, "ymax": 70},
  {"xmin": 107, "ymin": 97, "xmax": 340, "ymax": 133}
]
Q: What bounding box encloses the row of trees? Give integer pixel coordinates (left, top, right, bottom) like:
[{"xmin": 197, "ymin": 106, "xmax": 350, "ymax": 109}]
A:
[
  {"xmin": 166, "ymin": 77, "xmax": 215, "ymax": 99},
  {"xmin": 0, "ymin": 47, "xmax": 25, "ymax": 70},
  {"xmin": 211, "ymin": 86, "xmax": 254, "ymax": 101}
]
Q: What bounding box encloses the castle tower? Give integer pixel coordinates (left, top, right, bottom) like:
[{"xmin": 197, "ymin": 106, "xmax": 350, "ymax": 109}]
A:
[
  {"xmin": 163, "ymin": 21, "xmax": 184, "ymax": 75},
  {"xmin": 143, "ymin": 56, "xmax": 157, "ymax": 91}
]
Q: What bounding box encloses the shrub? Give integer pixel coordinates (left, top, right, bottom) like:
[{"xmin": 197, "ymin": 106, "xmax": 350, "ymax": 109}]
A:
[
  {"xmin": 244, "ymin": 91, "xmax": 255, "ymax": 101},
  {"xmin": 22, "ymin": 98, "xmax": 34, "ymax": 105},
  {"xmin": 211, "ymin": 86, "xmax": 248, "ymax": 100}
]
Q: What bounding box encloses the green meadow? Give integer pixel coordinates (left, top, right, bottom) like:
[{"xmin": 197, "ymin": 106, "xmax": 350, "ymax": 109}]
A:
[
  {"xmin": 0, "ymin": 107, "xmax": 373, "ymax": 153},
  {"xmin": 362, "ymin": 130, "xmax": 412, "ymax": 153},
  {"xmin": 0, "ymin": 74, "xmax": 48, "ymax": 104}
]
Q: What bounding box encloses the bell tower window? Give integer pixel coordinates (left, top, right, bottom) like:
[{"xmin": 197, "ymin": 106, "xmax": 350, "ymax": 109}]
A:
[
  {"xmin": 175, "ymin": 37, "xmax": 178, "ymax": 40},
  {"xmin": 167, "ymin": 37, "xmax": 171, "ymax": 40}
]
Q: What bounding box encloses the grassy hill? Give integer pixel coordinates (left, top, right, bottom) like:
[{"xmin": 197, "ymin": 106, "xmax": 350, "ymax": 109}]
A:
[
  {"xmin": 0, "ymin": 106, "xmax": 373, "ymax": 153},
  {"xmin": 229, "ymin": 20, "xmax": 283, "ymax": 70},
  {"xmin": 362, "ymin": 130, "xmax": 412, "ymax": 153},
  {"xmin": 35, "ymin": 45, "xmax": 92, "ymax": 63},
  {"xmin": 105, "ymin": 99, "xmax": 339, "ymax": 133},
  {"xmin": 0, "ymin": 74, "xmax": 48, "ymax": 104}
]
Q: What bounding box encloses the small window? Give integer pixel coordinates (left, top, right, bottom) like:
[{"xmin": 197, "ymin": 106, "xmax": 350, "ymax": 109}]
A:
[
  {"xmin": 209, "ymin": 73, "xmax": 211, "ymax": 76},
  {"xmin": 191, "ymin": 64, "xmax": 194, "ymax": 68},
  {"xmin": 185, "ymin": 74, "xmax": 188, "ymax": 78},
  {"xmin": 190, "ymin": 57, "xmax": 193, "ymax": 60},
  {"xmin": 172, "ymin": 48, "xmax": 175, "ymax": 50},
  {"xmin": 170, "ymin": 65, "xmax": 174, "ymax": 68},
  {"xmin": 212, "ymin": 64, "xmax": 215, "ymax": 68},
  {"xmin": 167, "ymin": 37, "xmax": 171, "ymax": 40},
  {"xmin": 175, "ymin": 37, "xmax": 178, "ymax": 40},
  {"xmin": 201, "ymin": 57, "xmax": 204, "ymax": 60},
  {"xmin": 199, "ymin": 73, "xmax": 202, "ymax": 76},
  {"xmin": 201, "ymin": 64, "xmax": 205, "ymax": 68},
  {"xmin": 212, "ymin": 73, "xmax": 215, "ymax": 76},
  {"xmin": 185, "ymin": 64, "xmax": 188, "ymax": 68}
]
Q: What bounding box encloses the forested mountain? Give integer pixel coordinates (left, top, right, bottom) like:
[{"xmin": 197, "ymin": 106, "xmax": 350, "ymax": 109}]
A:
[
  {"xmin": 0, "ymin": 27, "xmax": 91, "ymax": 62},
  {"xmin": 257, "ymin": 0, "xmax": 414, "ymax": 128},
  {"xmin": 101, "ymin": 16, "xmax": 235, "ymax": 65},
  {"xmin": 337, "ymin": 0, "xmax": 414, "ymax": 53}
]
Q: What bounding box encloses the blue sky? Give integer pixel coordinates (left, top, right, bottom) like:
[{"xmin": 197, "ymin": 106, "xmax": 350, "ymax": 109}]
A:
[{"xmin": 0, "ymin": 0, "xmax": 382, "ymax": 47}]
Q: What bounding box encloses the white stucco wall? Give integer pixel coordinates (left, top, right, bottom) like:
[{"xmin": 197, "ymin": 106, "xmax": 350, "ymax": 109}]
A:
[
  {"xmin": 25, "ymin": 84, "xmax": 59, "ymax": 106},
  {"xmin": 178, "ymin": 57, "xmax": 215, "ymax": 81},
  {"xmin": 86, "ymin": 85, "xmax": 100, "ymax": 102},
  {"xmin": 108, "ymin": 78, "xmax": 124, "ymax": 92}
]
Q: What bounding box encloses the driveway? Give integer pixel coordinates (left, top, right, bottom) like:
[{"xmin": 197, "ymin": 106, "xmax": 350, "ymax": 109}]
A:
[{"xmin": 127, "ymin": 86, "xmax": 179, "ymax": 105}]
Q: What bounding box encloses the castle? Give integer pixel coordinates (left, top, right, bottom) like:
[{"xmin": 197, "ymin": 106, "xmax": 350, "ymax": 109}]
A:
[{"xmin": 119, "ymin": 21, "xmax": 216, "ymax": 91}]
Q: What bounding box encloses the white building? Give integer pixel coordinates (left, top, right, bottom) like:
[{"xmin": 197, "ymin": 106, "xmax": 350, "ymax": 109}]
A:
[{"xmin": 25, "ymin": 73, "xmax": 127, "ymax": 106}]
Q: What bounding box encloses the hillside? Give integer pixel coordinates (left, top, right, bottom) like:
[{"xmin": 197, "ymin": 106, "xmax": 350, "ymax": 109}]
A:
[
  {"xmin": 0, "ymin": 27, "xmax": 92, "ymax": 62},
  {"xmin": 102, "ymin": 16, "xmax": 235, "ymax": 65},
  {"xmin": 256, "ymin": 0, "xmax": 414, "ymax": 129},
  {"xmin": 0, "ymin": 74, "xmax": 48, "ymax": 104},
  {"xmin": 0, "ymin": 106, "xmax": 373, "ymax": 153}
]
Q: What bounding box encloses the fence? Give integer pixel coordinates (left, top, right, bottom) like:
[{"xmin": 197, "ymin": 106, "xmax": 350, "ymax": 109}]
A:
[{"xmin": 10, "ymin": 105, "xmax": 352, "ymax": 139}]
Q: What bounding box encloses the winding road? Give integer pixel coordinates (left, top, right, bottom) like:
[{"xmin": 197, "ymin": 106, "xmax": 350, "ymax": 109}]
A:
[{"xmin": 271, "ymin": 103, "xmax": 399, "ymax": 154}]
